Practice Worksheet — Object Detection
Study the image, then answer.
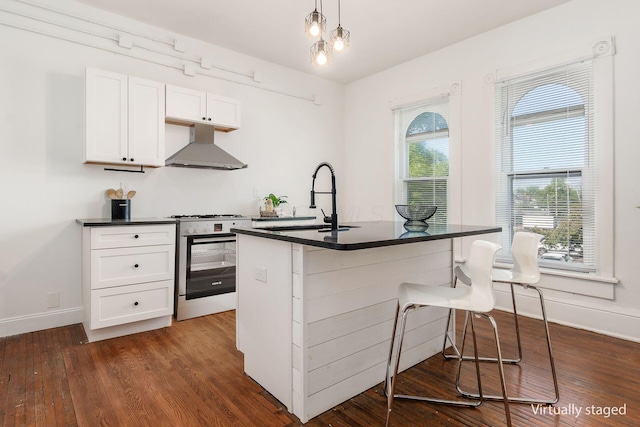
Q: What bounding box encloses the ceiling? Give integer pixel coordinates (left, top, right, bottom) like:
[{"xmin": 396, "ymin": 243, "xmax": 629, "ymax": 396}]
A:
[{"xmin": 76, "ymin": 0, "xmax": 572, "ymax": 84}]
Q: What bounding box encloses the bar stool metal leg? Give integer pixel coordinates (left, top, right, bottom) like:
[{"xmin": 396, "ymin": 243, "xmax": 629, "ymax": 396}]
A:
[
  {"xmin": 456, "ymin": 284, "xmax": 559, "ymax": 405},
  {"xmin": 385, "ymin": 307, "xmax": 488, "ymax": 427},
  {"xmin": 456, "ymin": 312, "xmax": 513, "ymax": 427}
]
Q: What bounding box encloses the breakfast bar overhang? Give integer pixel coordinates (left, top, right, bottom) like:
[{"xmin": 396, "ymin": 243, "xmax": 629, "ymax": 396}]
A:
[{"xmin": 231, "ymin": 221, "xmax": 501, "ymax": 423}]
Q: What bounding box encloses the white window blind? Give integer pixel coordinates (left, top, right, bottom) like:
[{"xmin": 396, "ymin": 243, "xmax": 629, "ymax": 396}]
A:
[
  {"xmin": 395, "ymin": 99, "xmax": 450, "ymax": 225},
  {"xmin": 495, "ymin": 61, "xmax": 596, "ymax": 272}
]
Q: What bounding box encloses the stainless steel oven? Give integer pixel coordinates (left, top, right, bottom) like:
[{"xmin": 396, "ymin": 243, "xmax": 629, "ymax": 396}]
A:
[{"xmin": 172, "ymin": 215, "xmax": 250, "ymax": 321}]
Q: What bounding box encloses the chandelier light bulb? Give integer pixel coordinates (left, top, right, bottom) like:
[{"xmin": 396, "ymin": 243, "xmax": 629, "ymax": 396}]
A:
[
  {"xmin": 334, "ymin": 37, "xmax": 344, "ymax": 51},
  {"xmin": 316, "ymin": 51, "xmax": 328, "ymax": 65},
  {"xmin": 310, "ymin": 21, "xmax": 320, "ymax": 36}
]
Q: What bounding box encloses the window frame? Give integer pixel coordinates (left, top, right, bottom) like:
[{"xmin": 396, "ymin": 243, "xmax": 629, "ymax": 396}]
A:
[
  {"xmin": 401, "ymin": 112, "xmax": 450, "ymax": 225},
  {"xmin": 390, "ymin": 82, "xmax": 460, "ymax": 260},
  {"xmin": 493, "ymin": 37, "xmax": 615, "ymax": 280}
]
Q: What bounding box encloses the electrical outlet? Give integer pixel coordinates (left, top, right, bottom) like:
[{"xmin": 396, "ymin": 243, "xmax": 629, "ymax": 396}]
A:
[
  {"xmin": 47, "ymin": 292, "xmax": 60, "ymax": 308},
  {"xmin": 254, "ymin": 267, "xmax": 267, "ymax": 283}
]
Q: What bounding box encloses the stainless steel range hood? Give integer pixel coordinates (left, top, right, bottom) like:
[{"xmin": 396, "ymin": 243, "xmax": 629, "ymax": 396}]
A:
[{"xmin": 165, "ymin": 124, "xmax": 247, "ymax": 170}]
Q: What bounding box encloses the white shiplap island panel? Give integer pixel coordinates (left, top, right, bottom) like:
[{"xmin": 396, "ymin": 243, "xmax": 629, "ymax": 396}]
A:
[{"xmin": 234, "ymin": 221, "xmax": 501, "ymax": 423}]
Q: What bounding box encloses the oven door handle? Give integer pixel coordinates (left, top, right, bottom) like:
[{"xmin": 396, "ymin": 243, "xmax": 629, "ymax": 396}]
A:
[{"xmin": 188, "ymin": 234, "xmax": 236, "ymax": 245}]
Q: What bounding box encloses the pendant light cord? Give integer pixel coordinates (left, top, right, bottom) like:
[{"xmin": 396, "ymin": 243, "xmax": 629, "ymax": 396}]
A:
[{"xmin": 319, "ymin": 0, "xmax": 324, "ymax": 40}]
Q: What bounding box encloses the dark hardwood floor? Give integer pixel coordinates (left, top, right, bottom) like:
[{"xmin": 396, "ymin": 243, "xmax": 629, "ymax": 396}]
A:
[{"xmin": 1, "ymin": 309, "xmax": 639, "ymax": 426}]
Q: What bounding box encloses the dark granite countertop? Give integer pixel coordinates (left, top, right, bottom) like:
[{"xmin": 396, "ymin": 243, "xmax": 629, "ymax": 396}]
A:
[
  {"xmin": 76, "ymin": 218, "xmax": 177, "ymax": 227},
  {"xmin": 232, "ymin": 221, "xmax": 502, "ymax": 251}
]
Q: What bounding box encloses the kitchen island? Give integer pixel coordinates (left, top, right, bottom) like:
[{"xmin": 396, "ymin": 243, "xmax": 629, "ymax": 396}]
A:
[{"xmin": 231, "ymin": 221, "xmax": 501, "ymax": 423}]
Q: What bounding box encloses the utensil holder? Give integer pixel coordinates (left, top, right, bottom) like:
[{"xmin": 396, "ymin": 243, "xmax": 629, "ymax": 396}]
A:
[{"xmin": 111, "ymin": 199, "xmax": 131, "ymax": 220}]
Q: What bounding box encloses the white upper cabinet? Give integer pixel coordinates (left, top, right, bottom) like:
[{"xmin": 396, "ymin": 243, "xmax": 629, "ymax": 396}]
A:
[
  {"xmin": 85, "ymin": 68, "xmax": 165, "ymax": 167},
  {"xmin": 165, "ymin": 84, "xmax": 241, "ymax": 131},
  {"xmin": 85, "ymin": 69, "xmax": 127, "ymax": 164},
  {"xmin": 128, "ymin": 77, "xmax": 166, "ymax": 166},
  {"xmin": 164, "ymin": 85, "xmax": 206, "ymax": 123}
]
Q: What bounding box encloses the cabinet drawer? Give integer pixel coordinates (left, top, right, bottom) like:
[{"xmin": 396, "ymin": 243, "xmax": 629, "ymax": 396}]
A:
[
  {"xmin": 91, "ymin": 280, "xmax": 173, "ymax": 329},
  {"xmin": 91, "ymin": 245, "xmax": 174, "ymax": 289},
  {"xmin": 91, "ymin": 225, "xmax": 175, "ymax": 249}
]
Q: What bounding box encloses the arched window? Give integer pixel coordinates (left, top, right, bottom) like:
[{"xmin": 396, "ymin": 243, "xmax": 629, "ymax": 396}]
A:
[
  {"xmin": 397, "ymin": 103, "xmax": 449, "ymax": 225},
  {"xmin": 495, "ymin": 62, "xmax": 595, "ymax": 271}
]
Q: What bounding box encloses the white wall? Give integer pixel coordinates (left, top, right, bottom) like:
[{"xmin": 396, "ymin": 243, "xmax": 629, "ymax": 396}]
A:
[
  {"xmin": 0, "ymin": 0, "xmax": 344, "ymax": 336},
  {"xmin": 343, "ymin": 0, "xmax": 640, "ymax": 341}
]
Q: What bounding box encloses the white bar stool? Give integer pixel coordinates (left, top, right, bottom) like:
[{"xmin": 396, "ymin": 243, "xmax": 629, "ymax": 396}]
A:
[
  {"xmin": 384, "ymin": 240, "xmax": 511, "ymax": 427},
  {"xmin": 444, "ymin": 232, "xmax": 559, "ymax": 405}
]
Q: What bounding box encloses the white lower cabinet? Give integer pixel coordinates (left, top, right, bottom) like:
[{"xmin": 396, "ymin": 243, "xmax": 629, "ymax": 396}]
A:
[
  {"xmin": 82, "ymin": 224, "xmax": 176, "ymax": 342},
  {"xmin": 91, "ymin": 280, "xmax": 173, "ymax": 329},
  {"xmin": 90, "ymin": 245, "xmax": 174, "ymax": 289}
]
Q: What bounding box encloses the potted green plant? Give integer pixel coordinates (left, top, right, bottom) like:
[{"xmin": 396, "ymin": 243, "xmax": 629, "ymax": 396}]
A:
[
  {"xmin": 264, "ymin": 193, "xmax": 288, "ymax": 208},
  {"xmin": 261, "ymin": 194, "xmax": 288, "ymax": 217}
]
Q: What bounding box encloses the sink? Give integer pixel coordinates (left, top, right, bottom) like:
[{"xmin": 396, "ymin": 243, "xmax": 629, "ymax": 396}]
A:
[{"xmin": 258, "ymin": 224, "xmax": 359, "ymax": 232}]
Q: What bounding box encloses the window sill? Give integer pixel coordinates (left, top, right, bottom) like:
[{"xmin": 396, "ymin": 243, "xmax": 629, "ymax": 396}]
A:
[
  {"xmin": 493, "ymin": 261, "xmax": 618, "ymax": 284},
  {"xmin": 455, "ymin": 256, "xmax": 617, "ymax": 300},
  {"xmin": 493, "ymin": 262, "xmax": 617, "ymax": 299}
]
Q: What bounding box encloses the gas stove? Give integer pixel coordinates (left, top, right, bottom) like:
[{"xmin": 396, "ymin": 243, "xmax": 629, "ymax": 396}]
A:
[{"xmin": 171, "ymin": 214, "xmax": 250, "ymax": 236}]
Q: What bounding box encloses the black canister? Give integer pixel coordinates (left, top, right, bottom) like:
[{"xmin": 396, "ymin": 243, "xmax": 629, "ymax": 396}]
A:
[{"xmin": 111, "ymin": 199, "xmax": 131, "ymax": 220}]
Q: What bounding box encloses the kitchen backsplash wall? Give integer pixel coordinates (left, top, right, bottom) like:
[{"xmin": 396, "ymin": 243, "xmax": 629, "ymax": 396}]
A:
[{"xmin": 0, "ymin": 0, "xmax": 344, "ymax": 336}]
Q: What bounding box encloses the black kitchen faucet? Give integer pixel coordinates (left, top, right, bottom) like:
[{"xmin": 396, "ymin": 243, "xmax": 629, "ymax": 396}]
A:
[{"xmin": 309, "ymin": 162, "xmax": 339, "ymax": 231}]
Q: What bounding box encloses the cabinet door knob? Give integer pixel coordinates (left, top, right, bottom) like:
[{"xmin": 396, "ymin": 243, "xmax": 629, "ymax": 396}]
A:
[
  {"xmin": 122, "ymin": 157, "xmax": 127, "ymax": 161},
  {"xmin": 134, "ymin": 301, "xmax": 139, "ymax": 306},
  {"xmin": 134, "ymin": 264, "xmax": 139, "ymax": 268},
  {"xmin": 202, "ymin": 117, "xmax": 206, "ymax": 120},
  {"xmin": 134, "ymin": 235, "xmax": 139, "ymax": 238},
  {"xmin": 207, "ymin": 118, "xmax": 212, "ymax": 121},
  {"xmin": 130, "ymin": 158, "xmax": 134, "ymax": 162}
]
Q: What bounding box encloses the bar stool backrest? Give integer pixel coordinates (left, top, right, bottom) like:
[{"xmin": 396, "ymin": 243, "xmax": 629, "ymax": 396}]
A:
[
  {"xmin": 467, "ymin": 240, "xmax": 502, "ymax": 313},
  {"xmin": 511, "ymin": 232, "xmax": 543, "ymax": 283}
]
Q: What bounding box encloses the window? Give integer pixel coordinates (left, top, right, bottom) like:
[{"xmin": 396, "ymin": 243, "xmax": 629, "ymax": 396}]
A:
[
  {"xmin": 495, "ymin": 61, "xmax": 596, "ymax": 272},
  {"xmin": 395, "ymin": 99, "xmax": 450, "ymax": 225}
]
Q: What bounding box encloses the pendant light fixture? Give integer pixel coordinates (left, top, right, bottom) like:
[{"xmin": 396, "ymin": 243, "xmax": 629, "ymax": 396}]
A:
[
  {"xmin": 305, "ymin": 0, "xmax": 326, "ymax": 37},
  {"xmin": 309, "ymin": 0, "xmax": 331, "ymax": 65},
  {"xmin": 305, "ymin": 0, "xmax": 349, "ymax": 66},
  {"xmin": 311, "ymin": 39, "xmax": 331, "ymax": 65},
  {"xmin": 330, "ymin": 0, "xmax": 350, "ymax": 52}
]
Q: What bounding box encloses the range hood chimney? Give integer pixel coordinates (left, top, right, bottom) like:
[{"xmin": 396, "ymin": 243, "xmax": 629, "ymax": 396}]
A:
[{"xmin": 165, "ymin": 124, "xmax": 247, "ymax": 170}]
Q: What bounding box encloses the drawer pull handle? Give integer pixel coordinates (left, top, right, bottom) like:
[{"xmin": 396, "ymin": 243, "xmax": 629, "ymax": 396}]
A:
[
  {"xmin": 134, "ymin": 264, "xmax": 139, "ymax": 268},
  {"xmin": 134, "ymin": 301, "xmax": 139, "ymax": 306},
  {"xmin": 134, "ymin": 234, "xmax": 139, "ymax": 239}
]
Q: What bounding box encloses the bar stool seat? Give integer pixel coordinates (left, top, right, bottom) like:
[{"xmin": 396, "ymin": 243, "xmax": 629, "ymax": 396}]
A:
[
  {"xmin": 446, "ymin": 232, "xmax": 559, "ymax": 406},
  {"xmin": 384, "ymin": 240, "xmax": 512, "ymax": 427}
]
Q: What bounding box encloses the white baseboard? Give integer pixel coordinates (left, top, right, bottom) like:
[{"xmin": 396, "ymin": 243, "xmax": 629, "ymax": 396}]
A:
[
  {"xmin": 494, "ymin": 286, "xmax": 640, "ymax": 343},
  {"xmin": 0, "ymin": 307, "xmax": 83, "ymax": 338}
]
